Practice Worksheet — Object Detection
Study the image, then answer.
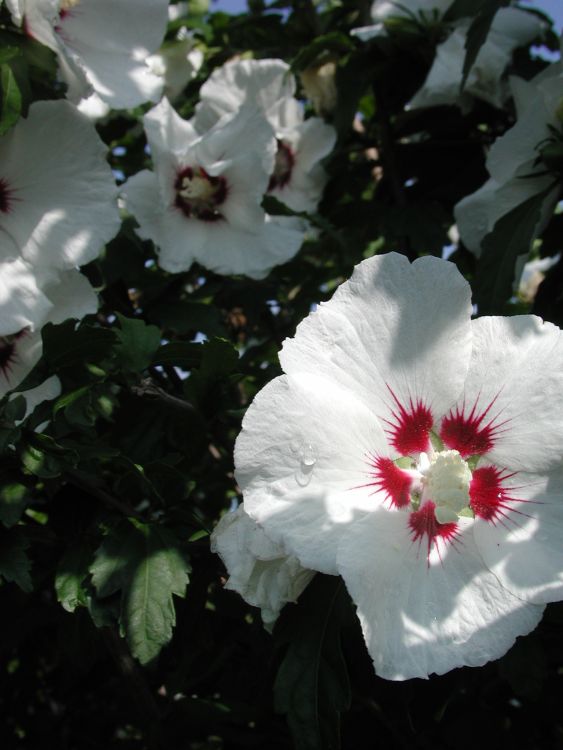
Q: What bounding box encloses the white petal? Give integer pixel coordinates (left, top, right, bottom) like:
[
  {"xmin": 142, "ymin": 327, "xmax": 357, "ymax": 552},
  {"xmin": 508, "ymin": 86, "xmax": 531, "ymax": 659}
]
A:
[
  {"xmin": 279, "ymin": 253, "xmax": 473, "ymax": 433},
  {"xmin": 211, "ymin": 505, "xmax": 315, "ymax": 627},
  {"xmin": 236, "ymin": 372, "xmax": 390, "ymax": 574},
  {"xmin": 57, "ymin": 0, "xmax": 169, "ymax": 108},
  {"xmin": 461, "ymin": 315, "xmax": 563, "ymax": 472},
  {"xmin": 0, "ymin": 329, "xmax": 42, "ymax": 398},
  {"xmin": 474, "ymin": 468, "xmax": 563, "ymax": 604},
  {"xmin": 0, "ymin": 257, "xmax": 53, "ymax": 335},
  {"xmin": 0, "ymin": 100, "xmax": 120, "ymax": 273},
  {"xmin": 144, "ymin": 97, "xmax": 200, "ymax": 160},
  {"xmin": 43, "ymin": 269, "xmax": 98, "ymax": 324},
  {"xmin": 194, "ymin": 58, "xmax": 296, "ymax": 132},
  {"xmin": 336, "ymin": 509, "xmax": 544, "ymax": 680}
]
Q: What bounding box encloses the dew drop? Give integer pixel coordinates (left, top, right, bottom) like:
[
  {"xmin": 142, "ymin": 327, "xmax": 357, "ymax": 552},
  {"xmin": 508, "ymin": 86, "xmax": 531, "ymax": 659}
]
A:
[{"xmin": 299, "ymin": 443, "xmax": 317, "ymax": 467}]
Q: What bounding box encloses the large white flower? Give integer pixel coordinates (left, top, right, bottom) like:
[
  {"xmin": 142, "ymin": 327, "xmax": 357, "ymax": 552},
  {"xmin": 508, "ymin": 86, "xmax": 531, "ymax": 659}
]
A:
[
  {"xmin": 234, "ymin": 252, "xmax": 563, "ymax": 680},
  {"xmin": 123, "ymin": 97, "xmax": 305, "ymax": 278},
  {"xmin": 455, "ymin": 54, "xmax": 563, "ymax": 256},
  {"xmin": 0, "ymin": 258, "xmax": 97, "ymax": 405},
  {"xmin": 7, "ymin": 0, "xmax": 168, "ymax": 108},
  {"xmin": 211, "ymin": 504, "xmax": 315, "ymax": 629},
  {"xmin": 409, "ymin": 8, "xmax": 545, "ymax": 110},
  {"xmin": 194, "ymin": 59, "xmax": 336, "ymax": 213},
  {"xmin": 0, "ymin": 99, "xmax": 120, "ymax": 277},
  {"xmin": 146, "ymin": 29, "xmax": 204, "ymax": 102}
]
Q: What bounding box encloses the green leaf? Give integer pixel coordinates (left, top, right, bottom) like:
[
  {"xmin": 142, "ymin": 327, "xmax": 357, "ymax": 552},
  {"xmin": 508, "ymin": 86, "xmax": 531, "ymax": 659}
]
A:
[
  {"xmin": 152, "ymin": 341, "xmax": 203, "ymax": 370},
  {"xmin": 274, "ymin": 575, "xmax": 352, "ymax": 750},
  {"xmin": 474, "ymin": 184, "xmax": 557, "ymax": 315},
  {"xmin": 90, "ymin": 521, "xmax": 190, "ymax": 664},
  {"xmin": 56, "ymin": 539, "xmax": 97, "ymax": 613},
  {"xmin": 0, "ymin": 528, "xmax": 32, "ymax": 591},
  {"xmin": 115, "ymin": 314, "xmax": 162, "ymax": 372},
  {"xmin": 0, "ymin": 479, "xmax": 29, "ymax": 527},
  {"xmin": 0, "ymin": 63, "xmax": 22, "ymax": 135},
  {"xmin": 290, "ymin": 32, "xmax": 354, "ymax": 73},
  {"xmin": 0, "ymin": 47, "xmax": 20, "ymax": 65},
  {"xmin": 42, "ymin": 320, "xmax": 118, "ymax": 370},
  {"xmin": 199, "ymin": 337, "xmax": 239, "ymax": 378}
]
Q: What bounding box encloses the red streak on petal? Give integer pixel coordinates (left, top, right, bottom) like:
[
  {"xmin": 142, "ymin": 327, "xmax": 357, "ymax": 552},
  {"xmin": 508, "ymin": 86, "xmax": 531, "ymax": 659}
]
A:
[
  {"xmin": 409, "ymin": 501, "xmax": 459, "ymax": 562},
  {"xmin": 383, "ymin": 386, "xmax": 433, "ymax": 456},
  {"xmin": 439, "ymin": 395, "xmax": 507, "ymax": 459},
  {"xmin": 469, "ymin": 465, "xmax": 520, "ymax": 524},
  {"xmin": 364, "ymin": 456, "xmax": 412, "ymax": 508}
]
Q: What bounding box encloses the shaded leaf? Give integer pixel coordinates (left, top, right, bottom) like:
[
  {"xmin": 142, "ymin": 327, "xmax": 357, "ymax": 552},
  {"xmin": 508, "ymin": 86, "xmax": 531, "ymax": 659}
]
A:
[
  {"xmin": 90, "ymin": 521, "xmax": 190, "ymax": 664},
  {"xmin": 0, "ymin": 528, "xmax": 32, "ymax": 591},
  {"xmin": 0, "ymin": 63, "xmax": 22, "ymax": 135},
  {"xmin": 115, "ymin": 314, "xmax": 162, "ymax": 372},
  {"xmin": 474, "ymin": 183, "xmax": 557, "ymax": 314},
  {"xmin": 274, "ymin": 575, "xmax": 352, "ymax": 750}
]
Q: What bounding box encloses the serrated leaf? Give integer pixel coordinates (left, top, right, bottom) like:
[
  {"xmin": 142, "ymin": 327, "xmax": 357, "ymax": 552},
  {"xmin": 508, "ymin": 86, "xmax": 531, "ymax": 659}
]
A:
[
  {"xmin": 115, "ymin": 314, "xmax": 162, "ymax": 372},
  {"xmin": 0, "ymin": 528, "xmax": 32, "ymax": 591},
  {"xmin": 0, "ymin": 63, "xmax": 22, "ymax": 135},
  {"xmin": 474, "ymin": 184, "xmax": 557, "ymax": 315},
  {"xmin": 90, "ymin": 521, "xmax": 190, "ymax": 664},
  {"xmin": 274, "ymin": 575, "xmax": 352, "ymax": 750}
]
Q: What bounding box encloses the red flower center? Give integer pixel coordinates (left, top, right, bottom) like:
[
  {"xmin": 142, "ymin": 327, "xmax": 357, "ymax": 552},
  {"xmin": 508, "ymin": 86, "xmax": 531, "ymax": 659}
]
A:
[
  {"xmin": 174, "ymin": 166, "xmax": 227, "ymax": 222},
  {"xmin": 268, "ymin": 139, "xmax": 295, "ymax": 191}
]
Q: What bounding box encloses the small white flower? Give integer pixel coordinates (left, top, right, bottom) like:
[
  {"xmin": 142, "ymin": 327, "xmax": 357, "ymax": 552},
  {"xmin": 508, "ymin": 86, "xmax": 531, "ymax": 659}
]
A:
[
  {"xmin": 8, "ymin": 0, "xmax": 169, "ymax": 108},
  {"xmin": 0, "ymin": 100, "xmax": 120, "ymax": 277},
  {"xmin": 235, "ymin": 252, "xmax": 563, "ymax": 680},
  {"xmin": 211, "ymin": 504, "xmax": 315, "ymax": 629},
  {"xmin": 123, "ymin": 98, "xmax": 305, "ymax": 278},
  {"xmin": 455, "ymin": 52, "xmax": 563, "ymax": 256},
  {"xmin": 410, "ymin": 8, "xmax": 545, "ymax": 111},
  {"xmin": 195, "ymin": 59, "xmax": 336, "ymax": 213}
]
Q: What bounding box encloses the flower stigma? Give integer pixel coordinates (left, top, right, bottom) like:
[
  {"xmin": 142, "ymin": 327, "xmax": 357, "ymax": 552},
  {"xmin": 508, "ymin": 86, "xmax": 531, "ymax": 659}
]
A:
[
  {"xmin": 174, "ymin": 166, "xmax": 227, "ymax": 221},
  {"xmin": 419, "ymin": 450, "xmax": 472, "ymax": 524}
]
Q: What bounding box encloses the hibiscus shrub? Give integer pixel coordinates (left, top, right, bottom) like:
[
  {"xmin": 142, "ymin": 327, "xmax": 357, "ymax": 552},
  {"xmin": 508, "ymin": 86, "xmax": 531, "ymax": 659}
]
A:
[{"xmin": 1, "ymin": 0, "xmax": 563, "ymax": 748}]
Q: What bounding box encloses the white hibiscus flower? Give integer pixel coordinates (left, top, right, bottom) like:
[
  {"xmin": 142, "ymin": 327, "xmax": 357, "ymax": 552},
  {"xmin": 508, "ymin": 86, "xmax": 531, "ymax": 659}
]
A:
[
  {"xmin": 123, "ymin": 97, "xmax": 305, "ymax": 278},
  {"xmin": 147, "ymin": 28, "xmax": 204, "ymax": 102},
  {"xmin": 0, "ymin": 99, "xmax": 120, "ymax": 278},
  {"xmin": 6, "ymin": 0, "xmax": 168, "ymax": 108},
  {"xmin": 211, "ymin": 504, "xmax": 315, "ymax": 629},
  {"xmin": 455, "ymin": 53, "xmax": 563, "ymax": 257},
  {"xmin": 234, "ymin": 251, "xmax": 563, "ymax": 680},
  {"xmin": 0, "ymin": 259, "xmax": 98, "ymax": 407},
  {"xmin": 410, "ymin": 8, "xmax": 545, "ymax": 111},
  {"xmin": 194, "ymin": 59, "xmax": 336, "ymax": 214}
]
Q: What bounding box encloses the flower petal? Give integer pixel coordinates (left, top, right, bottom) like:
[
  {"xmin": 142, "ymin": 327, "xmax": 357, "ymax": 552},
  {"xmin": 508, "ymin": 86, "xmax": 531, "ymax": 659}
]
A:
[
  {"xmin": 279, "ymin": 253, "xmax": 473, "ymax": 438},
  {"xmin": 236, "ymin": 372, "xmax": 389, "ymax": 574},
  {"xmin": 336, "ymin": 508, "xmax": 544, "ymax": 680},
  {"xmin": 474, "ymin": 468, "xmax": 563, "ymax": 604},
  {"xmin": 460, "ymin": 315, "xmax": 563, "ymax": 472},
  {"xmin": 0, "ymin": 100, "xmax": 120, "ymax": 274},
  {"xmin": 211, "ymin": 505, "xmax": 315, "ymax": 628},
  {"xmin": 0, "ymin": 258, "xmax": 53, "ymax": 335}
]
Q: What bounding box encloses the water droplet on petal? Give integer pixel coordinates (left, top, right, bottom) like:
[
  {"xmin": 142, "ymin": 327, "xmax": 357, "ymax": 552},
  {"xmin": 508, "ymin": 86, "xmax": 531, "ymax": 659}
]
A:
[{"xmin": 299, "ymin": 443, "xmax": 317, "ymax": 467}]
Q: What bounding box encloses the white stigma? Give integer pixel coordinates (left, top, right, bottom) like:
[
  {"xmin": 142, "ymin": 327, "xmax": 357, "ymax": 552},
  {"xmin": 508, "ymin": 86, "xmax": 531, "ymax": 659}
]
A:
[
  {"xmin": 179, "ymin": 176, "xmax": 215, "ymax": 202},
  {"xmin": 420, "ymin": 450, "xmax": 472, "ymax": 524}
]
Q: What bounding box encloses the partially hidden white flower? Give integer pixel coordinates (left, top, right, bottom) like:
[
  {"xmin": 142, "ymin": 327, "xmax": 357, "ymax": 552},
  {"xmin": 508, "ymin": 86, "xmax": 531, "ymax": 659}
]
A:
[
  {"xmin": 454, "ymin": 52, "xmax": 563, "ymax": 257},
  {"xmin": 351, "ymin": 0, "xmax": 452, "ymax": 42},
  {"xmin": 517, "ymin": 253, "xmax": 560, "ymax": 302},
  {"xmin": 195, "ymin": 59, "xmax": 336, "ymax": 213},
  {"xmin": 410, "ymin": 8, "xmax": 545, "ymax": 111},
  {"xmin": 0, "ymin": 258, "xmax": 98, "ymax": 408},
  {"xmin": 234, "ymin": 251, "xmax": 563, "ymax": 680},
  {"xmin": 0, "ymin": 99, "xmax": 121, "ymax": 278},
  {"xmin": 123, "ymin": 97, "xmax": 306, "ymax": 278},
  {"xmin": 147, "ymin": 29, "xmax": 204, "ymax": 102},
  {"xmin": 8, "ymin": 0, "xmax": 169, "ymax": 108},
  {"xmin": 211, "ymin": 504, "xmax": 315, "ymax": 629}
]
